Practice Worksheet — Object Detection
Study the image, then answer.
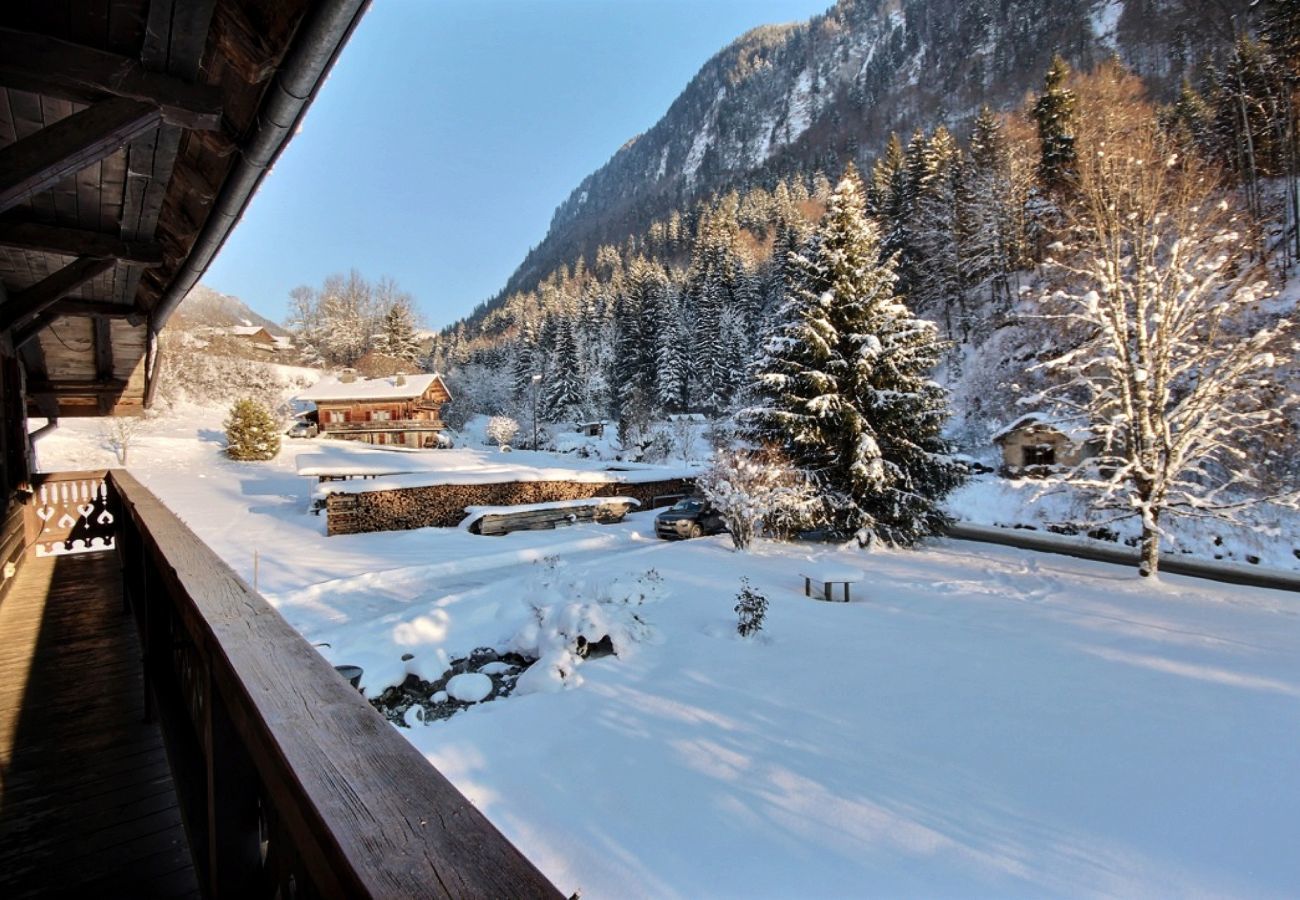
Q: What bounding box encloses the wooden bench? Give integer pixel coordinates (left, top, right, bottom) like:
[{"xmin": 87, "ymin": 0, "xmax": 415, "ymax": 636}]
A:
[
  {"xmin": 801, "ymin": 564, "xmax": 866, "ymax": 602},
  {"xmin": 465, "ymin": 497, "xmax": 640, "ymax": 536}
]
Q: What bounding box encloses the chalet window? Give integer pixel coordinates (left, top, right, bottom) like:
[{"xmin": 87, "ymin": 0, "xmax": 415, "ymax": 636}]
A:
[
  {"xmin": 1023, "ymin": 444, "xmax": 1056, "ymax": 467},
  {"xmin": 328, "ymin": 411, "xmax": 346, "ymax": 424},
  {"xmin": 372, "ymin": 410, "xmax": 391, "ymax": 421}
]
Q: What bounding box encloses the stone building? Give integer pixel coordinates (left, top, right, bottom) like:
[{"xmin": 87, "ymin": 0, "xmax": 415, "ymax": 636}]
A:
[{"xmin": 993, "ymin": 413, "xmax": 1096, "ymax": 474}]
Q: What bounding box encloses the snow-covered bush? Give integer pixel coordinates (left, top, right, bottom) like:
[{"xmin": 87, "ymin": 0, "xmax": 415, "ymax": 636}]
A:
[
  {"xmin": 486, "ymin": 415, "xmax": 519, "ymax": 450},
  {"xmin": 734, "ymin": 578, "xmax": 768, "ymax": 638},
  {"xmin": 698, "ymin": 448, "xmax": 819, "ymax": 550},
  {"xmin": 224, "ymin": 398, "xmax": 281, "ymax": 461},
  {"xmin": 507, "ymin": 560, "xmax": 665, "ymax": 695}
]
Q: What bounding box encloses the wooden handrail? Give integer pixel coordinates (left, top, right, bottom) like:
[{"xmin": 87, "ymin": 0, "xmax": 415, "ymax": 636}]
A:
[
  {"xmin": 107, "ymin": 470, "xmax": 561, "ymax": 898},
  {"xmin": 30, "ymin": 468, "xmax": 110, "ymax": 484}
]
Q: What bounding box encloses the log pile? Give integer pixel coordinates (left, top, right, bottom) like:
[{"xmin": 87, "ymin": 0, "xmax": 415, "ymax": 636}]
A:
[
  {"xmin": 326, "ymin": 478, "xmax": 695, "ymax": 536},
  {"xmin": 469, "ymin": 499, "xmax": 638, "ymax": 536}
]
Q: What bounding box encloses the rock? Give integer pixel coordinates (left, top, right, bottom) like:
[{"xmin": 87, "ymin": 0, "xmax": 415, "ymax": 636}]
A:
[{"xmin": 446, "ymin": 672, "xmax": 494, "ymax": 703}]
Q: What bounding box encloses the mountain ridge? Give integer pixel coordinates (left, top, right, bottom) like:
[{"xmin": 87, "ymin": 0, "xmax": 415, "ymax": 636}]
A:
[{"xmin": 464, "ymin": 0, "xmax": 1250, "ymax": 330}]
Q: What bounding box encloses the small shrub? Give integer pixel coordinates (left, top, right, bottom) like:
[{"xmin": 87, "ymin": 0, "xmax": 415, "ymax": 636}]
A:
[
  {"xmin": 224, "ymin": 398, "xmax": 281, "ymax": 460},
  {"xmin": 734, "ymin": 577, "xmax": 768, "ymax": 638},
  {"xmin": 486, "ymin": 415, "xmax": 520, "ymax": 449}
]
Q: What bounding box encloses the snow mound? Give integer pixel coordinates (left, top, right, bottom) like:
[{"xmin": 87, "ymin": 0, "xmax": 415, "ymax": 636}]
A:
[
  {"xmin": 446, "ymin": 672, "xmax": 493, "ymax": 703},
  {"xmin": 508, "ymin": 561, "xmax": 667, "ymax": 696}
]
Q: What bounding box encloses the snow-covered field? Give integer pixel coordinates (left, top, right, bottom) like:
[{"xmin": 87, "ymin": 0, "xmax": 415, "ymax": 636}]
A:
[{"xmin": 36, "ymin": 406, "xmax": 1300, "ymax": 897}]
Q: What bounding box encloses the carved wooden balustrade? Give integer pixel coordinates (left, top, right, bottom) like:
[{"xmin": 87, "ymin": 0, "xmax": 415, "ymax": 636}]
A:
[
  {"xmin": 24, "ymin": 470, "xmax": 115, "ymax": 556},
  {"xmin": 23, "ymin": 470, "xmax": 561, "ymax": 899}
]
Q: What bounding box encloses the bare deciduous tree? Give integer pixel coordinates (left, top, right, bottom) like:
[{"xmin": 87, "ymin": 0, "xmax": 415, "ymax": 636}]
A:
[
  {"xmin": 98, "ymin": 414, "xmax": 152, "ymax": 466},
  {"xmin": 1031, "ymin": 74, "xmax": 1297, "ymax": 576}
]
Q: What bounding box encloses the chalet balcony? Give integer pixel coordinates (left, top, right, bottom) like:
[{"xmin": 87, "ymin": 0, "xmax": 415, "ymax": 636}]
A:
[
  {"xmin": 322, "ymin": 419, "xmax": 446, "ymax": 434},
  {"xmin": 0, "ymin": 471, "xmax": 558, "ymax": 899}
]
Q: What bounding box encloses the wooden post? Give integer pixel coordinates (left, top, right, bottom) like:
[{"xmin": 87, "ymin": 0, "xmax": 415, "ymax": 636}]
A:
[{"xmin": 206, "ymin": 687, "xmax": 262, "ymax": 896}]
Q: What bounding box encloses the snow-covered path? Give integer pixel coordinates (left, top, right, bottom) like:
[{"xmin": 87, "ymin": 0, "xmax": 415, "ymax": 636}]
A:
[{"xmin": 35, "ymin": 411, "xmax": 1300, "ymax": 897}]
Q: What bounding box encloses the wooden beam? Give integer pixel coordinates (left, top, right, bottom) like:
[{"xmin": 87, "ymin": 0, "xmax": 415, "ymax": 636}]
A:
[
  {"xmin": 0, "ymin": 220, "xmax": 164, "ymax": 265},
  {"xmin": 0, "ymin": 28, "xmax": 223, "ymax": 131},
  {"xmin": 0, "ymin": 97, "xmax": 162, "ymax": 214},
  {"xmin": 13, "ymin": 299, "xmax": 144, "ymax": 349},
  {"xmin": 44, "ymin": 298, "xmax": 144, "ymax": 320},
  {"xmin": 12, "ymin": 316, "xmax": 49, "ymax": 350},
  {"xmin": 0, "ymin": 256, "xmax": 116, "ymax": 332},
  {"xmin": 26, "ymin": 378, "xmax": 128, "ymax": 395},
  {"xmin": 93, "ymin": 317, "xmax": 114, "ymax": 382}
]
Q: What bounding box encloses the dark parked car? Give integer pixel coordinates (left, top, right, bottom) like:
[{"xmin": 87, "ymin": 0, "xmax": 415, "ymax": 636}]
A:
[{"xmin": 654, "ymin": 498, "xmax": 726, "ymax": 540}]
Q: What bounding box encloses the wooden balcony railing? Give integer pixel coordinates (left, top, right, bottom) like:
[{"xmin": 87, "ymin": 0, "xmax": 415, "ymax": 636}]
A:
[
  {"xmin": 24, "ymin": 470, "xmax": 115, "ymax": 556},
  {"xmin": 96, "ymin": 470, "xmax": 560, "ymax": 898},
  {"xmin": 323, "ymin": 420, "xmax": 445, "ymax": 433}
]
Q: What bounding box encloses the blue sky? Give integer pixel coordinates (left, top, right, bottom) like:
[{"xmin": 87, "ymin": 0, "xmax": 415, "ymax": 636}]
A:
[{"xmin": 203, "ymin": 0, "xmax": 832, "ymax": 330}]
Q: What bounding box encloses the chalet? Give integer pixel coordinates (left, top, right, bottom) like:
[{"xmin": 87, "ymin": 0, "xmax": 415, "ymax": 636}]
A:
[
  {"xmin": 0, "ymin": 2, "xmax": 555, "ymax": 895},
  {"xmin": 297, "ymin": 371, "xmax": 453, "ymax": 448},
  {"xmin": 227, "ymin": 324, "xmax": 276, "ymax": 349},
  {"xmin": 993, "ymin": 413, "xmax": 1097, "ymax": 474}
]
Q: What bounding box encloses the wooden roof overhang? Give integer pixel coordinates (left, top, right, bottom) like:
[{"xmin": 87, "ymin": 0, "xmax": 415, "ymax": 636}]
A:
[{"xmin": 0, "ymin": 0, "xmax": 369, "ymax": 418}]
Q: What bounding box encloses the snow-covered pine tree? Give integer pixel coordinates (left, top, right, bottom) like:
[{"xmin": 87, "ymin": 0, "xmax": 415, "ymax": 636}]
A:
[
  {"xmin": 1033, "ymin": 95, "xmax": 1297, "ymax": 577},
  {"xmin": 748, "ymin": 165, "xmax": 965, "ymax": 546},
  {"xmin": 1034, "ymin": 54, "xmax": 1078, "ymax": 196},
  {"xmin": 372, "ymin": 300, "xmax": 423, "ymax": 365},
  {"xmin": 614, "ymin": 259, "xmax": 657, "ymax": 440},
  {"xmin": 511, "ymin": 319, "xmax": 536, "ymax": 400},
  {"xmin": 958, "ymin": 107, "xmax": 1017, "ymax": 317},
  {"xmin": 224, "ymin": 398, "xmax": 281, "ymax": 461},
  {"xmin": 910, "ymin": 126, "xmax": 966, "ymax": 343},
  {"xmin": 652, "ymin": 282, "xmax": 688, "ymax": 412},
  {"xmin": 541, "ymin": 317, "xmax": 584, "ymax": 421}
]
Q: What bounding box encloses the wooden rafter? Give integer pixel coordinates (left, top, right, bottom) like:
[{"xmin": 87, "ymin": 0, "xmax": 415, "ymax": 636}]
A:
[
  {"xmin": 0, "ymin": 221, "xmax": 164, "ymax": 266},
  {"xmin": 0, "ymin": 28, "xmax": 223, "ymax": 131},
  {"xmin": 0, "ymin": 256, "xmax": 116, "ymax": 333},
  {"xmin": 0, "ymin": 97, "xmax": 163, "ymax": 214}
]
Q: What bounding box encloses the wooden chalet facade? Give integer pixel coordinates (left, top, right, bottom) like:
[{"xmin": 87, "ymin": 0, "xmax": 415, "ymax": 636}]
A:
[
  {"xmin": 0, "ymin": 2, "xmax": 558, "ymax": 897},
  {"xmin": 298, "ymin": 371, "xmax": 452, "ymax": 447}
]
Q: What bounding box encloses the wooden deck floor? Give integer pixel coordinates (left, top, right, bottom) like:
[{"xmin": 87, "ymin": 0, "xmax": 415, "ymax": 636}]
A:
[{"xmin": 0, "ymin": 551, "xmax": 199, "ymax": 898}]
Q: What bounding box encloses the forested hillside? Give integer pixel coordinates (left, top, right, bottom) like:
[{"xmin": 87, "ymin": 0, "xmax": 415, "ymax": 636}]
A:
[
  {"xmin": 479, "ymin": 0, "xmax": 1251, "ymax": 310},
  {"xmin": 415, "ymin": 0, "xmax": 1294, "ymax": 460}
]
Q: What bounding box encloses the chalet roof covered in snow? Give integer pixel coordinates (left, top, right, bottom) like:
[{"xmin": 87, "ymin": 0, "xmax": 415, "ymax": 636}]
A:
[
  {"xmin": 992, "ymin": 412, "xmax": 1093, "ymax": 445},
  {"xmin": 229, "ymin": 326, "xmax": 272, "ymax": 338},
  {"xmin": 297, "ymin": 373, "xmax": 451, "ymax": 404}
]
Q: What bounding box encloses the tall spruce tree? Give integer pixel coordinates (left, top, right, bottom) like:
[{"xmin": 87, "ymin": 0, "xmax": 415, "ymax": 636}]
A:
[
  {"xmin": 542, "ymin": 317, "xmax": 584, "ymax": 421},
  {"xmin": 1034, "ymin": 54, "xmax": 1078, "ymax": 195},
  {"xmin": 372, "ymin": 300, "xmax": 423, "ymax": 365},
  {"xmin": 748, "ymin": 166, "xmax": 965, "ymax": 546}
]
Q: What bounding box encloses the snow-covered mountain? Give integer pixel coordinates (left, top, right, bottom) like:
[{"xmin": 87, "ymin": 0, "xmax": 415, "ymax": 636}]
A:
[
  {"xmin": 167, "ymin": 284, "xmax": 288, "ymax": 335},
  {"xmin": 490, "ymin": 0, "xmax": 1249, "ymax": 308}
]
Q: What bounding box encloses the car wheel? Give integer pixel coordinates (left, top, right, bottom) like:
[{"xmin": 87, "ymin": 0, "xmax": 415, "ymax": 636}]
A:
[{"xmin": 686, "ymin": 523, "xmax": 703, "ymax": 539}]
